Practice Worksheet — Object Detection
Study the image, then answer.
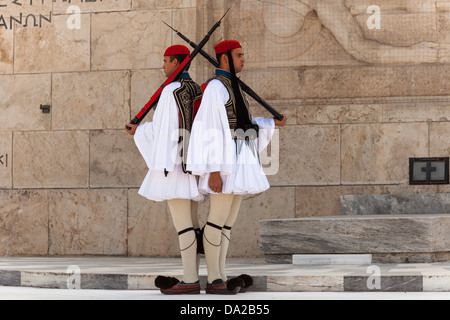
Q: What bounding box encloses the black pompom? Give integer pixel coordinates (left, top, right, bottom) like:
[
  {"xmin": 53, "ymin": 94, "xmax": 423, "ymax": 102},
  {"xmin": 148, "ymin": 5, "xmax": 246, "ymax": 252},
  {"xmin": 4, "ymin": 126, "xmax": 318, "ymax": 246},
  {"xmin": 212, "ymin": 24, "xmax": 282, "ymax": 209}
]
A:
[
  {"xmin": 155, "ymin": 276, "xmax": 179, "ymax": 289},
  {"xmin": 227, "ymin": 277, "xmax": 245, "ymax": 291},
  {"xmin": 238, "ymin": 274, "xmax": 254, "ymax": 288}
]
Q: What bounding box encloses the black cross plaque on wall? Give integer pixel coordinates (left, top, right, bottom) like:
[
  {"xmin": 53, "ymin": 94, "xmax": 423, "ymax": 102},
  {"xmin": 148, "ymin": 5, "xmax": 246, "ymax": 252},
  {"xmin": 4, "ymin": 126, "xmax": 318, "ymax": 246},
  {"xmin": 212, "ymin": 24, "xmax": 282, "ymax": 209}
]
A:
[{"xmin": 409, "ymin": 158, "xmax": 449, "ymax": 185}]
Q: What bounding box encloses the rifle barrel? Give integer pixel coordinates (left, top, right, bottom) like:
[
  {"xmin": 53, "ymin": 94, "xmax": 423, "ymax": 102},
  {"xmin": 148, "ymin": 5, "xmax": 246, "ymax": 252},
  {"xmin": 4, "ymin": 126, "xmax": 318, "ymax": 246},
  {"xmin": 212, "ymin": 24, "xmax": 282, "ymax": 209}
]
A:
[
  {"xmin": 130, "ymin": 8, "xmax": 230, "ymax": 125},
  {"xmin": 165, "ymin": 24, "xmax": 283, "ymax": 121}
]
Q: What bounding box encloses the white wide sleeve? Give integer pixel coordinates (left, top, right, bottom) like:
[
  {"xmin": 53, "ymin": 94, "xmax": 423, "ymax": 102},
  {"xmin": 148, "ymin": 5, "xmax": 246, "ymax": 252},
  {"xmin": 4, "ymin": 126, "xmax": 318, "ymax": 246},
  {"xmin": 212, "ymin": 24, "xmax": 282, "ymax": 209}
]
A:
[
  {"xmin": 148, "ymin": 83, "xmax": 181, "ymax": 173},
  {"xmin": 134, "ymin": 83, "xmax": 181, "ymax": 173},
  {"xmin": 252, "ymin": 116, "xmax": 275, "ymax": 152},
  {"xmin": 187, "ymin": 80, "xmax": 235, "ymax": 176},
  {"xmin": 134, "ymin": 122, "xmax": 155, "ymax": 170}
]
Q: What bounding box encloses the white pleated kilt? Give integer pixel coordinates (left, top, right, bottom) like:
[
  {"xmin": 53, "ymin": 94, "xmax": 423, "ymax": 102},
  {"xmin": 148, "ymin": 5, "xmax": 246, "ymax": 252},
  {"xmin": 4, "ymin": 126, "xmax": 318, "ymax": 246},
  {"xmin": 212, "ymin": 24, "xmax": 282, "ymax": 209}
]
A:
[
  {"xmin": 138, "ymin": 165, "xmax": 204, "ymax": 202},
  {"xmin": 197, "ymin": 140, "xmax": 270, "ymax": 195}
]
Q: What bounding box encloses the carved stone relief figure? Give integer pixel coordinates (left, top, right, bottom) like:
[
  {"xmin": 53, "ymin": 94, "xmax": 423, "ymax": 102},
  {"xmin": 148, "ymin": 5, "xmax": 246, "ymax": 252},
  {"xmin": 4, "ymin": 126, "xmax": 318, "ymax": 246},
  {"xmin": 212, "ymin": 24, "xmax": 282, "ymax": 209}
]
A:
[{"xmin": 239, "ymin": 0, "xmax": 448, "ymax": 66}]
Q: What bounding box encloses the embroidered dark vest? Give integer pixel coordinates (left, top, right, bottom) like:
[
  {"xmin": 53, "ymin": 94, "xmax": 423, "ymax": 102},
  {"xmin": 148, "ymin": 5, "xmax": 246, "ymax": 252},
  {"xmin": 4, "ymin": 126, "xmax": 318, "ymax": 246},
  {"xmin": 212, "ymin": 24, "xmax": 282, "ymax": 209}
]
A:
[
  {"xmin": 202, "ymin": 70, "xmax": 260, "ymax": 161},
  {"xmin": 172, "ymin": 74, "xmax": 203, "ymax": 174},
  {"xmin": 205, "ymin": 70, "xmax": 253, "ymax": 131}
]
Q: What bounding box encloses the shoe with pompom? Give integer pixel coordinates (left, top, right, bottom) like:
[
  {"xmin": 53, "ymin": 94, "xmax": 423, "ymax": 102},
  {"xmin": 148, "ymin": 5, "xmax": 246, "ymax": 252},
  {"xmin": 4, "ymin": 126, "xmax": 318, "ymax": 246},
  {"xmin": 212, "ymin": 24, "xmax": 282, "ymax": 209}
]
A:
[
  {"xmin": 205, "ymin": 278, "xmax": 244, "ymax": 295},
  {"xmin": 237, "ymin": 274, "xmax": 254, "ymax": 293},
  {"xmin": 154, "ymin": 276, "xmax": 179, "ymax": 290},
  {"xmin": 160, "ymin": 281, "xmax": 201, "ymax": 295}
]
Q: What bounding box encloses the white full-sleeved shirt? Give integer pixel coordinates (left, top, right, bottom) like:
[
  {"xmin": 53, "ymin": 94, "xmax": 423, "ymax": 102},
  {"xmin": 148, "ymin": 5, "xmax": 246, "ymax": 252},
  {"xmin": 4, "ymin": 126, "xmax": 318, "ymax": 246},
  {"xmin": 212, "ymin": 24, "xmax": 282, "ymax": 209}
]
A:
[
  {"xmin": 134, "ymin": 77, "xmax": 203, "ymax": 202},
  {"xmin": 186, "ymin": 72, "xmax": 275, "ymax": 195}
]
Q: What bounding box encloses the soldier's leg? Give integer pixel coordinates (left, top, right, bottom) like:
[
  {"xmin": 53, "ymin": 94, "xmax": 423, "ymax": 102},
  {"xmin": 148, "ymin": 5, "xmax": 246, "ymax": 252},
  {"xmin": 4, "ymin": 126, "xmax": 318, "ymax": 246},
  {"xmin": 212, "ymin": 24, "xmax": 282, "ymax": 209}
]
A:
[
  {"xmin": 167, "ymin": 199, "xmax": 199, "ymax": 284},
  {"xmin": 203, "ymin": 193, "xmax": 234, "ymax": 284},
  {"xmin": 219, "ymin": 195, "xmax": 243, "ymax": 282}
]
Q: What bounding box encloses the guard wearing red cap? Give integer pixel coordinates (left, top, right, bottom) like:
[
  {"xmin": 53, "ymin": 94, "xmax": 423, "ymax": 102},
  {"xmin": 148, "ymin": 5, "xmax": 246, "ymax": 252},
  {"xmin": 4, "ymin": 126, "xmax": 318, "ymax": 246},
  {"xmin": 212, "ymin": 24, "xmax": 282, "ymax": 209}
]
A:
[
  {"xmin": 164, "ymin": 44, "xmax": 191, "ymax": 57},
  {"xmin": 125, "ymin": 44, "xmax": 204, "ymax": 295},
  {"xmin": 214, "ymin": 40, "xmax": 242, "ymax": 55},
  {"xmin": 186, "ymin": 41, "xmax": 287, "ymax": 295}
]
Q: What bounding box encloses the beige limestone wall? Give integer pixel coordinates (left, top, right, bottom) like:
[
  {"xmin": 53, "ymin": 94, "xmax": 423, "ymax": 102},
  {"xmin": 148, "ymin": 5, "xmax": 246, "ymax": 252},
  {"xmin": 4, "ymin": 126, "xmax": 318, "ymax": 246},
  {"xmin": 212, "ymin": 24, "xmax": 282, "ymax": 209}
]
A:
[{"xmin": 1, "ymin": 0, "xmax": 450, "ymax": 258}]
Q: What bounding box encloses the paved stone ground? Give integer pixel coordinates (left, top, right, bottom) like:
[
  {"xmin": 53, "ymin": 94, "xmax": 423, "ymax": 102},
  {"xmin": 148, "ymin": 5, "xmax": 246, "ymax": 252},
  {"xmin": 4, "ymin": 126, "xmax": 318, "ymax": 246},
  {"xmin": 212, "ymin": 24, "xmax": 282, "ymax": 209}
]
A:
[
  {"xmin": 1, "ymin": 286, "xmax": 450, "ymax": 300},
  {"xmin": 0, "ymin": 257, "xmax": 450, "ymax": 293}
]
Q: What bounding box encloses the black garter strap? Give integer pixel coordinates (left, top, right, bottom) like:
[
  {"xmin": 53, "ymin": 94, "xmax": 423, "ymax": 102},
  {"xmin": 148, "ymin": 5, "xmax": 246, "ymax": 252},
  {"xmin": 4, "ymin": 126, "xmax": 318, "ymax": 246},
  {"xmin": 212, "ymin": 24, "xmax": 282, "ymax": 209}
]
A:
[
  {"xmin": 178, "ymin": 227, "xmax": 195, "ymax": 236},
  {"xmin": 206, "ymin": 222, "xmax": 223, "ymax": 231},
  {"xmin": 223, "ymin": 225, "xmax": 232, "ymax": 231}
]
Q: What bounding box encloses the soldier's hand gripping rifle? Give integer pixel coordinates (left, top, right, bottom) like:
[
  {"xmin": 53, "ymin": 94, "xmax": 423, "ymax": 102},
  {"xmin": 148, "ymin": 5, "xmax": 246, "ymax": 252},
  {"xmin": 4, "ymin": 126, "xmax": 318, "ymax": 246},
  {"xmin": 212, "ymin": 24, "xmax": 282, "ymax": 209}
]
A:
[
  {"xmin": 163, "ymin": 21, "xmax": 284, "ymax": 121},
  {"xmin": 127, "ymin": 7, "xmax": 231, "ymax": 130}
]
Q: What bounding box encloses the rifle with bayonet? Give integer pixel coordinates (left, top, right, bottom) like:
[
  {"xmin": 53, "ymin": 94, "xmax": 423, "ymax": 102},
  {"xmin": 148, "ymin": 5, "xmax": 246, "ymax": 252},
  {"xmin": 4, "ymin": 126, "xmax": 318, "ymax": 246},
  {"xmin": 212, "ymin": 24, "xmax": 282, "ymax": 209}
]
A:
[
  {"xmin": 127, "ymin": 7, "xmax": 231, "ymax": 129},
  {"xmin": 162, "ymin": 21, "xmax": 284, "ymax": 121}
]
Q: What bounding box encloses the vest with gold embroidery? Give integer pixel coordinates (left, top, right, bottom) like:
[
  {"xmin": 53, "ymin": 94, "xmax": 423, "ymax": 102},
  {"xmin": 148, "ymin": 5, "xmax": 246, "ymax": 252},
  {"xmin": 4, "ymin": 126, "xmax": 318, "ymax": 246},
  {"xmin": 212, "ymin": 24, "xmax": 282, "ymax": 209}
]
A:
[
  {"xmin": 172, "ymin": 72, "xmax": 203, "ymax": 174},
  {"xmin": 204, "ymin": 69, "xmax": 253, "ymax": 131}
]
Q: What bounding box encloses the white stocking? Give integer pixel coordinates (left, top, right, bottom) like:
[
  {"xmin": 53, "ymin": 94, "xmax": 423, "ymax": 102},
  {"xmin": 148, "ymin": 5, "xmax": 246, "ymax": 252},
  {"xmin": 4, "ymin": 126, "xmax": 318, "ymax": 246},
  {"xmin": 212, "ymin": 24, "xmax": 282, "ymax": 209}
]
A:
[
  {"xmin": 168, "ymin": 199, "xmax": 199, "ymax": 284},
  {"xmin": 219, "ymin": 195, "xmax": 243, "ymax": 281},
  {"xmin": 203, "ymin": 193, "xmax": 234, "ymax": 284}
]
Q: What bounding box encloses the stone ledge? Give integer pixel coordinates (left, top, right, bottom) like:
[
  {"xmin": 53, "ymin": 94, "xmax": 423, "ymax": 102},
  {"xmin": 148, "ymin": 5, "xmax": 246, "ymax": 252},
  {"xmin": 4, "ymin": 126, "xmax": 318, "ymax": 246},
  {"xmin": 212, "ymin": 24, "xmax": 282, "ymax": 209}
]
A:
[
  {"xmin": 341, "ymin": 193, "xmax": 450, "ymax": 215},
  {"xmin": 293, "ymin": 254, "xmax": 372, "ymax": 265},
  {"xmin": 260, "ymin": 215, "xmax": 450, "ymax": 263}
]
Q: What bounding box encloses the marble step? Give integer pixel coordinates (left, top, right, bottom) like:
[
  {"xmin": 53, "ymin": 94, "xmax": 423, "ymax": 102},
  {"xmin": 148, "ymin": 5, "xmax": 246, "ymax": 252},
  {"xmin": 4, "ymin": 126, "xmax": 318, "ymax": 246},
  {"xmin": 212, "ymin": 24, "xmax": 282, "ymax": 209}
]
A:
[
  {"xmin": 293, "ymin": 254, "xmax": 372, "ymax": 265},
  {"xmin": 2, "ymin": 257, "xmax": 450, "ymax": 292},
  {"xmin": 260, "ymin": 214, "xmax": 450, "ymax": 264},
  {"xmin": 341, "ymin": 193, "xmax": 450, "ymax": 215}
]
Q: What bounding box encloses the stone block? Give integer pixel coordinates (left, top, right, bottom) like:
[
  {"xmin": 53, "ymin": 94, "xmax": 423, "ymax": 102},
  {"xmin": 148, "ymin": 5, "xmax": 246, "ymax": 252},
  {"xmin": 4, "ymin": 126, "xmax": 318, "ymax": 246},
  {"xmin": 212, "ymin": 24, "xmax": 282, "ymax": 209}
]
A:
[
  {"xmin": 130, "ymin": 69, "xmax": 166, "ymax": 121},
  {"xmin": 91, "ymin": 10, "xmax": 171, "ymax": 71},
  {"xmin": 298, "ymin": 104, "xmax": 383, "ymax": 125},
  {"xmin": 0, "ymin": 133, "xmax": 11, "ymax": 189},
  {"xmin": 384, "ymin": 102, "xmax": 450, "ymax": 123},
  {"xmin": 249, "ymin": 105, "xmax": 298, "ymax": 126},
  {"xmin": 300, "ymin": 66, "xmax": 393, "ymax": 99},
  {"xmin": 48, "ymin": 189, "xmax": 127, "ymax": 255},
  {"xmin": 89, "ymin": 130, "xmax": 147, "ymax": 188},
  {"xmin": 296, "ymin": 186, "xmax": 342, "ymax": 217},
  {"xmin": 344, "ymin": 275, "xmax": 423, "ymax": 292},
  {"xmin": 127, "ymin": 189, "xmax": 179, "ymax": 257},
  {"xmin": 0, "ymin": 0, "xmax": 51, "ymax": 17},
  {"xmin": 13, "ymin": 131, "xmax": 89, "ymax": 188},
  {"xmin": 21, "ymin": 271, "xmax": 68, "ymax": 289},
  {"xmin": 293, "ymin": 254, "xmax": 372, "ymax": 265},
  {"xmin": 260, "ymin": 215, "xmax": 450, "ymax": 263},
  {"xmin": 14, "ymin": 15, "xmax": 90, "ymax": 73},
  {"xmin": 0, "ymin": 190, "xmax": 48, "ymax": 256},
  {"xmin": 389, "ymin": 65, "xmax": 450, "ymax": 96},
  {"xmin": 132, "ymin": 0, "xmax": 198, "ymax": 10},
  {"xmin": 53, "ymin": 0, "xmax": 132, "ymax": 14},
  {"xmin": 0, "ymin": 74, "xmax": 51, "ymax": 131},
  {"xmin": 341, "ymin": 123, "xmax": 429, "ymax": 185},
  {"xmin": 430, "ymin": 122, "xmax": 450, "ymax": 156},
  {"xmin": 438, "ymin": 6, "xmax": 450, "ymax": 63},
  {"xmin": 341, "ymin": 193, "xmax": 450, "ymax": 216},
  {"xmin": 81, "ymin": 274, "xmax": 128, "ymax": 290},
  {"xmin": 268, "ymin": 125, "xmax": 340, "ymax": 186},
  {"xmin": 296, "ymin": 185, "xmax": 442, "ymax": 218},
  {"xmin": 0, "ymin": 28, "xmax": 13, "ymax": 74},
  {"xmin": 423, "ymin": 274, "xmax": 450, "ymax": 292},
  {"xmin": 0, "ymin": 271, "xmax": 21, "ymax": 286},
  {"xmin": 227, "ymin": 187, "xmax": 296, "ymax": 258},
  {"xmin": 266, "ymin": 275, "xmax": 343, "ymax": 293},
  {"xmin": 240, "ymin": 68, "xmax": 304, "ymax": 101},
  {"xmin": 52, "ymin": 71, "xmax": 130, "ymax": 130},
  {"xmin": 269, "ymin": 65, "xmax": 450, "ymax": 100}
]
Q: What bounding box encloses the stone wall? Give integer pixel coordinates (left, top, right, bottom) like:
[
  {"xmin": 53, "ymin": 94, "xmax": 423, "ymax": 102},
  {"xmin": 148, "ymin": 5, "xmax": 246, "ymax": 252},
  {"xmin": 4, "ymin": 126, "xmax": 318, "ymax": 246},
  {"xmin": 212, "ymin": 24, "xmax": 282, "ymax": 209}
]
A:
[{"xmin": 1, "ymin": 0, "xmax": 450, "ymax": 258}]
